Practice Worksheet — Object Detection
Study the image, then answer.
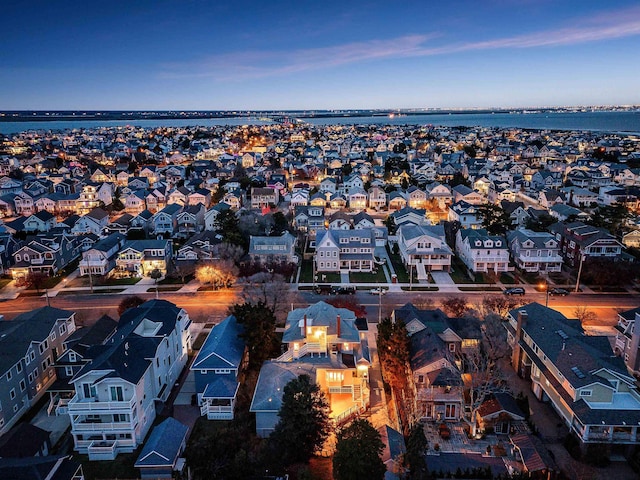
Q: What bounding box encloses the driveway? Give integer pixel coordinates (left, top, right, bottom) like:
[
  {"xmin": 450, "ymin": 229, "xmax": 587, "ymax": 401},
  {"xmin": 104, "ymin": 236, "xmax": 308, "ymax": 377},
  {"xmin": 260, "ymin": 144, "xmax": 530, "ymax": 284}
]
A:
[{"xmin": 431, "ymin": 271, "xmax": 455, "ymax": 285}]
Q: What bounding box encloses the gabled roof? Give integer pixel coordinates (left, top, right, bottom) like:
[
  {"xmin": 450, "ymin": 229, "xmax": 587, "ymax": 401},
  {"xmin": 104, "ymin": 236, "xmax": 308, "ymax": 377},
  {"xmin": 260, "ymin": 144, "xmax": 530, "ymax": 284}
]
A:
[
  {"xmin": 192, "ymin": 315, "xmax": 245, "ymax": 370},
  {"xmin": 283, "ymin": 301, "xmax": 360, "ymax": 343},
  {"xmin": 249, "ymin": 361, "xmax": 317, "ymax": 412},
  {"xmin": 134, "ymin": 417, "xmax": 188, "ymax": 468}
]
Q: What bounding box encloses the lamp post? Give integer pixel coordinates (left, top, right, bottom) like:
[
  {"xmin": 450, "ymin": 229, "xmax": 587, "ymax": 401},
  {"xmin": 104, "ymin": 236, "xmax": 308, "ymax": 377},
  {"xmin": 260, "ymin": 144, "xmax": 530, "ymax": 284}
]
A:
[
  {"xmin": 541, "ymin": 277, "xmax": 549, "ymax": 307},
  {"xmin": 85, "ymin": 256, "xmax": 94, "ymax": 294},
  {"xmin": 574, "ymin": 253, "xmax": 585, "ymax": 293}
]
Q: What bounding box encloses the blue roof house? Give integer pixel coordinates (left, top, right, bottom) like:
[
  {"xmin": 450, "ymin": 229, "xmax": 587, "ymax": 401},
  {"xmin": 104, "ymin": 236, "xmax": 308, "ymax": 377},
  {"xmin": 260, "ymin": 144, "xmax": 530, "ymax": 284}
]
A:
[
  {"xmin": 191, "ymin": 315, "xmax": 247, "ymax": 420},
  {"xmin": 135, "ymin": 417, "xmax": 188, "ymax": 480}
]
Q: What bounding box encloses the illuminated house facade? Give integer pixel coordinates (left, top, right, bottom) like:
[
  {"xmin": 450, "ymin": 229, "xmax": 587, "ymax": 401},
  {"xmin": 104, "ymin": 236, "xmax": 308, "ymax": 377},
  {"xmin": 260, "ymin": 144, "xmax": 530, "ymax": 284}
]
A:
[{"xmin": 250, "ymin": 301, "xmax": 370, "ymax": 437}]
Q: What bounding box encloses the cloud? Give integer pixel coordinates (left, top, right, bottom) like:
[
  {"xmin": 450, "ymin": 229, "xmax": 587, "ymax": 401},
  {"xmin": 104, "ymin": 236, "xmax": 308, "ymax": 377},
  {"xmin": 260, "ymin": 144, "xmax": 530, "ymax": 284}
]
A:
[{"xmin": 160, "ymin": 6, "xmax": 640, "ymax": 80}]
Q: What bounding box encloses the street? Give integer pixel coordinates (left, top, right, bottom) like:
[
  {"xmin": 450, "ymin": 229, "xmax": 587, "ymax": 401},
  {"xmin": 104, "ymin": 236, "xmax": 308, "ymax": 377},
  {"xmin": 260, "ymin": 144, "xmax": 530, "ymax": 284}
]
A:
[{"xmin": 1, "ymin": 287, "xmax": 637, "ymax": 329}]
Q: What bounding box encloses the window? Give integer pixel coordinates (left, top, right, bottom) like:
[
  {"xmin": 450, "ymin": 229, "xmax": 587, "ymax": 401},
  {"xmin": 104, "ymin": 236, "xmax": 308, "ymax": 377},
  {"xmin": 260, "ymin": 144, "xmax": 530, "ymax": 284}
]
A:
[
  {"xmin": 448, "ymin": 343, "xmax": 456, "ymax": 352},
  {"xmin": 59, "ymin": 323, "xmax": 67, "ymax": 335},
  {"xmin": 65, "ymin": 366, "xmax": 74, "ymax": 376},
  {"xmin": 19, "ymin": 380, "xmax": 25, "ymax": 392},
  {"xmin": 82, "ymin": 383, "xmax": 97, "ymax": 399},
  {"xmin": 9, "ymin": 389, "xmax": 15, "ymax": 400},
  {"xmin": 16, "ymin": 363, "xmax": 22, "ymax": 373},
  {"xmin": 6, "ymin": 371, "xmax": 11, "ymax": 381},
  {"xmin": 113, "ymin": 413, "xmax": 128, "ymax": 423},
  {"xmin": 50, "ymin": 331, "xmax": 56, "ymax": 341},
  {"xmin": 418, "ymin": 375, "xmax": 424, "ymax": 383},
  {"xmin": 580, "ymin": 390, "xmax": 592, "ymax": 397},
  {"xmin": 68, "ymin": 352, "xmax": 76, "ymax": 362}
]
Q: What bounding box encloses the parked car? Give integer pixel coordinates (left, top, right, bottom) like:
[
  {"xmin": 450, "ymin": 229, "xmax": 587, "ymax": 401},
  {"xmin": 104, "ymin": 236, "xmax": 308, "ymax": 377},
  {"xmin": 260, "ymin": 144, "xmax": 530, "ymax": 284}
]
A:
[
  {"xmin": 313, "ymin": 284, "xmax": 333, "ymax": 294},
  {"xmin": 369, "ymin": 287, "xmax": 387, "ymax": 295},
  {"xmin": 549, "ymin": 287, "xmax": 570, "ymax": 296},
  {"xmin": 332, "ymin": 286, "xmax": 356, "ymax": 295},
  {"xmin": 504, "ymin": 287, "xmax": 525, "ymax": 296}
]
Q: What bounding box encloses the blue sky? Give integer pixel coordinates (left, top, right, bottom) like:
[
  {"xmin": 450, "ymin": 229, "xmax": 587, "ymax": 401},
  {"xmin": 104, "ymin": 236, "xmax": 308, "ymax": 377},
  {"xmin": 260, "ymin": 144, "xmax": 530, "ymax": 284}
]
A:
[{"xmin": 2, "ymin": 0, "xmax": 640, "ymax": 110}]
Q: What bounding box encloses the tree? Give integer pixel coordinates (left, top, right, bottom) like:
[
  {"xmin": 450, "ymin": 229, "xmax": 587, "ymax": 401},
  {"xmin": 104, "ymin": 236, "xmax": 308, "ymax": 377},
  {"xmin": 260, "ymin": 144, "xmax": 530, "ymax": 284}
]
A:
[
  {"xmin": 525, "ymin": 213, "xmax": 556, "ymax": 232},
  {"xmin": 384, "ymin": 215, "xmax": 397, "ymax": 235},
  {"xmin": 481, "ymin": 294, "xmax": 524, "ymax": 319},
  {"xmin": 462, "ymin": 312, "xmax": 511, "ymax": 436},
  {"xmin": 271, "ymin": 211, "xmax": 289, "ymax": 235},
  {"xmin": 149, "ymin": 268, "xmax": 162, "ymax": 282},
  {"xmin": 269, "ymin": 374, "xmax": 332, "ymax": 466},
  {"xmin": 241, "ymin": 272, "xmax": 295, "ymax": 324},
  {"xmin": 441, "ymin": 296, "xmax": 469, "ymax": 317},
  {"xmin": 404, "ymin": 423, "xmax": 429, "ymax": 479},
  {"xmin": 333, "ymin": 419, "xmax": 386, "ymax": 480},
  {"xmin": 476, "ymin": 203, "xmax": 511, "ymax": 236},
  {"xmin": 214, "ymin": 209, "xmax": 246, "ymax": 248},
  {"xmin": 574, "ymin": 305, "xmax": 598, "ymax": 325},
  {"xmin": 24, "ymin": 271, "xmax": 48, "ymax": 292},
  {"xmin": 117, "ymin": 296, "xmax": 146, "ymax": 316},
  {"xmin": 195, "ymin": 259, "xmax": 238, "ymax": 289},
  {"xmin": 232, "ymin": 299, "xmax": 279, "ymax": 366},
  {"xmin": 377, "ymin": 318, "xmax": 410, "ymax": 391},
  {"xmin": 580, "ymin": 257, "xmax": 637, "ymax": 288}
]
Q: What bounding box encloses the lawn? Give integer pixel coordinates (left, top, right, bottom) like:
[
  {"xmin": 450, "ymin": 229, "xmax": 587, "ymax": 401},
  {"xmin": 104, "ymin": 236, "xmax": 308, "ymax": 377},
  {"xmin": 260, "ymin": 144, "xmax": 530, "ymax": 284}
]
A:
[
  {"xmin": 385, "ymin": 245, "xmax": 409, "ymax": 283},
  {"xmin": 298, "ymin": 259, "xmax": 340, "ymax": 283},
  {"xmin": 401, "ymin": 286, "xmax": 439, "ymax": 291},
  {"xmin": 500, "ymin": 273, "xmax": 516, "ymax": 284},
  {"xmin": 77, "ymin": 449, "xmax": 142, "ymax": 480},
  {"xmin": 458, "ymin": 286, "xmax": 503, "ymax": 292},
  {"xmin": 67, "ymin": 276, "xmax": 141, "ymax": 287},
  {"xmin": 159, "ymin": 274, "xmax": 194, "ymax": 285},
  {"xmin": 350, "ymin": 268, "xmax": 387, "ymax": 283},
  {"xmin": 449, "ymin": 258, "xmax": 473, "ymax": 284}
]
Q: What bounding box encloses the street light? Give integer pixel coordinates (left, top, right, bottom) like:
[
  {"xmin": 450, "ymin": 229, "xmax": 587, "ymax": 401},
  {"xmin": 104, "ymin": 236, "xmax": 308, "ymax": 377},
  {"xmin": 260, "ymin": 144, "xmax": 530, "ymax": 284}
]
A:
[{"xmin": 539, "ymin": 277, "xmax": 549, "ymax": 308}]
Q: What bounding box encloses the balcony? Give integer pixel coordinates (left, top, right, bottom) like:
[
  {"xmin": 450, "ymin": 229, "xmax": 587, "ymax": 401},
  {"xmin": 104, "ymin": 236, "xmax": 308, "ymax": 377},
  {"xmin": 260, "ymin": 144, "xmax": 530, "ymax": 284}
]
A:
[
  {"xmin": 201, "ymin": 404, "xmax": 234, "ymax": 420},
  {"xmin": 68, "ymin": 395, "xmax": 136, "ymax": 414},
  {"xmin": 328, "ymin": 386, "xmax": 353, "ymax": 395},
  {"xmin": 72, "ymin": 420, "xmax": 136, "ymax": 432}
]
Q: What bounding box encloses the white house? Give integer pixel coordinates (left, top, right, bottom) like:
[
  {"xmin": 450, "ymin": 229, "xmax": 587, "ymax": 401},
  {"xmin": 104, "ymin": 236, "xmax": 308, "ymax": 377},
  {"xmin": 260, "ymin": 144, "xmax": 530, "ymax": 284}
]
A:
[
  {"xmin": 68, "ymin": 300, "xmax": 192, "ymax": 460},
  {"xmin": 455, "ymin": 228, "xmax": 512, "ymax": 274},
  {"xmin": 396, "ymin": 224, "xmax": 453, "ymax": 279}
]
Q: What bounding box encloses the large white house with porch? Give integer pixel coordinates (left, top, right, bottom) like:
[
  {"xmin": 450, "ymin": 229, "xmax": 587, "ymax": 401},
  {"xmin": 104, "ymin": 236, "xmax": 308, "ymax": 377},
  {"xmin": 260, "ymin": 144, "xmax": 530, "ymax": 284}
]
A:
[{"xmin": 67, "ymin": 300, "xmax": 191, "ymax": 460}]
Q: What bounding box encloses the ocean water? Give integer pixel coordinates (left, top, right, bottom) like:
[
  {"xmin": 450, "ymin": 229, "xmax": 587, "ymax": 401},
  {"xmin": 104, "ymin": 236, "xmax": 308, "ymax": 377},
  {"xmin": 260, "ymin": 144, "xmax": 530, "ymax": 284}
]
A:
[{"xmin": 1, "ymin": 110, "xmax": 640, "ymax": 135}]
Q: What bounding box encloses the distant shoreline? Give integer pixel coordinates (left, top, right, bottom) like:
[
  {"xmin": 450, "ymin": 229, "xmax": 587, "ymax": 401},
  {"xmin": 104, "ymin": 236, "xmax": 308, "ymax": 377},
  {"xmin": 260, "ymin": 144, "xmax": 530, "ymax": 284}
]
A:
[{"xmin": 1, "ymin": 108, "xmax": 638, "ymax": 123}]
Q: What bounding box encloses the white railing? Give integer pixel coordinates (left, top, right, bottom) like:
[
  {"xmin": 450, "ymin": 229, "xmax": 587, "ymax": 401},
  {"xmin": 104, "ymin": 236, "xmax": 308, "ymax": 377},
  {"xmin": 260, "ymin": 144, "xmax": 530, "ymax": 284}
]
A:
[
  {"xmin": 72, "ymin": 420, "xmax": 135, "ymax": 432},
  {"xmin": 68, "ymin": 395, "xmax": 136, "ymax": 413},
  {"xmin": 334, "ymin": 405, "xmax": 360, "ymax": 426},
  {"xmin": 47, "ymin": 394, "xmax": 59, "ymax": 416}
]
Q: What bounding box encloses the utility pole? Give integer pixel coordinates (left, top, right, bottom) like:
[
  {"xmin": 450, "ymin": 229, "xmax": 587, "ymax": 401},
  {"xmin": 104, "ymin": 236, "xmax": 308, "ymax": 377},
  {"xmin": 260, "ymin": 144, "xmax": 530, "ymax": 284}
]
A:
[
  {"xmin": 574, "ymin": 253, "xmax": 585, "ymax": 293},
  {"xmin": 378, "ymin": 288, "xmax": 382, "ymax": 323},
  {"xmin": 86, "ymin": 256, "xmax": 94, "ymax": 294},
  {"xmin": 44, "ymin": 288, "xmax": 50, "ymax": 307},
  {"xmin": 544, "ymin": 277, "xmax": 549, "ymax": 308}
]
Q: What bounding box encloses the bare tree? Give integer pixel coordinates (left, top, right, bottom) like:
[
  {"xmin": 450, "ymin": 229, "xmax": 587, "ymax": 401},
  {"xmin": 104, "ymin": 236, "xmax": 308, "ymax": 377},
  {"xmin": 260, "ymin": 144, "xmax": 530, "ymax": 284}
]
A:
[
  {"xmin": 482, "ymin": 294, "xmax": 524, "ymax": 319},
  {"xmin": 440, "ymin": 295, "xmax": 469, "ymax": 317},
  {"xmin": 195, "ymin": 259, "xmax": 238, "ymax": 289},
  {"xmin": 241, "ymin": 272, "xmax": 296, "ymax": 324},
  {"xmin": 574, "ymin": 305, "xmax": 598, "ymax": 325},
  {"xmin": 462, "ymin": 312, "xmax": 511, "ymax": 436}
]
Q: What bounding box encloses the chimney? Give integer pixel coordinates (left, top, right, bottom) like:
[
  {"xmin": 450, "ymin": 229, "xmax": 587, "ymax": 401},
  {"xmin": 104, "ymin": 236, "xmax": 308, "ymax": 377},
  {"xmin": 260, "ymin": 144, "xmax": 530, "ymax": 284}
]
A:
[
  {"xmin": 303, "ymin": 314, "xmax": 307, "ymax": 336},
  {"xmin": 337, "ymin": 314, "xmax": 341, "ymax": 338},
  {"xmin": 511, "ymin": 310, "xmax": 528, "ymax": 375}
]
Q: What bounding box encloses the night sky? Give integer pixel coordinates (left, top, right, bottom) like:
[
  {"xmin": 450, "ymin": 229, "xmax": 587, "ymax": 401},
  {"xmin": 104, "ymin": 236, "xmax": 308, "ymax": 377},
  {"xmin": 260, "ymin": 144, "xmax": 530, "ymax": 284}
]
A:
[{"xmin": 2, "ymin": 0, "xmax": 640, "ymax": 110}]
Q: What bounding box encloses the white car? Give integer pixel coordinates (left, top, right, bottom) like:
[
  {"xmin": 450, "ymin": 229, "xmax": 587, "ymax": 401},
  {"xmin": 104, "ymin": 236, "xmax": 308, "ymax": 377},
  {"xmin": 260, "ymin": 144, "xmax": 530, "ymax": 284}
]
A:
[{"xmin": 370, "ymin": 287, "xmax": 387, "ymax": 295}]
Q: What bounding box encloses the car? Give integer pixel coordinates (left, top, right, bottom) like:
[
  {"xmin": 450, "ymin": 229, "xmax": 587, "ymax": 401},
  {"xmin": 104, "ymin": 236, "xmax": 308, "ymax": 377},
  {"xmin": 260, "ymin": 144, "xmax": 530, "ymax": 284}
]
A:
[
  {"xmin": 504, "ymin": 287, "xmax": 525, "ymax": 296},
  {"xmin": 331, "ymin": 286, "xmax": 356, "ymax": 295},
  {"xmin": 313, "ymin": 284, "xmax": 333, "ymax": 294},
  {"xmin": 369, "ymin": 287, "xmax": 387, "ymax": 295},
  {"xmin": 549, "ymin": 287, "xmax": 570, "ymax": 296}
]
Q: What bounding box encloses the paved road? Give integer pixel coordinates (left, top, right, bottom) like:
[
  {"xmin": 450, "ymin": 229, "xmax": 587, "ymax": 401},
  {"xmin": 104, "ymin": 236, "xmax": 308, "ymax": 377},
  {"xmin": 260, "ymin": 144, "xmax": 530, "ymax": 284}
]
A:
[{"xmin": 1, "ymin": 287, "xmax": 636, "ymax": 326}]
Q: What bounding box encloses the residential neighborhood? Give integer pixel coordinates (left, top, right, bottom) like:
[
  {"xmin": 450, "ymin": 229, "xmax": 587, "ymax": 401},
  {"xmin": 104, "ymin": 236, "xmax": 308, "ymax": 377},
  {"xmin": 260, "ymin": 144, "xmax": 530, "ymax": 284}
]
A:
[{"xmin": 0, "ymin": 120, "xmax": 640, "ymax": 479}]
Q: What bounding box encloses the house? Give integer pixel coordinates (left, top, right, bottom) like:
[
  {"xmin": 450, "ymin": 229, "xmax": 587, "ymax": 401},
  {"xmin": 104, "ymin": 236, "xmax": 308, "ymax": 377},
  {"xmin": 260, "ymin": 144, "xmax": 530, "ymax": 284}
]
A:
[
  {"xmin": 115, "ymin": 239, "xmax": 172, "ymax": 277},
  {"xmin": 251, "ymin": 187, "xmax": 279, "ymax": 210},
  {"xmin": 11, "ymin": 233, "xmax": 78, "ymax": 281},
  {"xmin": 348, "ymin": 188, "xmax": 368, "ymax": 211},
  {"xmin": 135, "ymin": 417, "xmax": 189, "ymax": 480},
  {"xmin": 506, "ymin": 228, "xmax": 563, "ymax": 273},
  {"xmin": 204, "ymin": 202, "xmax": 230, "ymax": 231},
  {"xmin": 23, "ymin": 211, "xmax": 56, "ymax": 233},
  {"xmin": 176, "ymin": 203, "xmax": 205, "ymax": 238},
  {"xmin": 549, "ymin": 203, "xmax": 588, "ymax": 222},
  {"xmin": 68, "ymin": 300, "xmax": 191, "ymax": 459},
  {"xmin": 396, "ymin": 224, "xmax": 453, "ymax": 279},
  {"xmin": 250, "ymin": 301, "xmax": 370, "ymax": 437},
  {"xmin": 390, "ymin": 206, "xmax": 428, "ymax": 228},
  {"xmin": 475, "ymin": 393, "xmax": 525, "ymax": 434},
  {"xmin": 563, "ymin": 186, "xmax": 599, "ymax": 208},
  {"xmin": 388, "ymin": 191, "xmax": 407, "ymax": 211},
  {"xmin": 379, "ymin": 425, "xmax": 406, "ymax": 479},
  {"xmin": 549, "ymin": 221, "xmax": 624, "ymax": 268},
  {"xmin": 407, "ymin": 186, "xmax": 428, "ymax": 209},
  {"xmin": 71, "ymin": 207, "xmax": 110, "ymax": 236},
  {"xmin": 47, "ymin": 315, "xmax": 118, "ymax": 416},
  {"xmin": 452, "ymin": 184, "xmax": 484, "ymax": 205},
  {"xmin": 425, "ymin": 182, "xmax": 453, "ymax": 208},
  {"xmin": 613, "ymin": 307, "xmax": 640, "ymax": 377},
  {"xmin": 151, "ymin": 203, "xmax": 182, "ymax": 238},
  {"xmin": 538, "ymin": 189, "xmax": 565, "ymax": 209},
  {"xmin": 79, "ymin": 233, "xmax": 126, "ymax": 277},
  {"xmin": 187, "ymin": 188, "xmax": 211, "ymax": 207},
  {"xmin": 248, "ymin": 232, "xmax": 297, "ymax": 266},
  {"xmin": 103, "ymin": 213, "xmax": 134, "ymax": 236},
  {"xmin": 507, "ymin": 303, "xmax": 640, "ymax": 448},
  {"xmin": 76, "ymin": 183, "xmax": 106, "ymax": 214},
  {"xmin": 368, "ymin": 185, "xmax": 387, "ymax": 210},
  {"xmin": 123, "ymin": 191, "xmax": 146, "ymax": 215},
  {"xmin": 315, "ymin": 228, "xmax": 376, "ymax": 273},
  {"xmin": 328, "ymin": 211, "xmax": 352, "ymax": 230},
  {"xmin": 191, "ymin": 315, "xmax": 247, "ymax": 420},
  {"xmin": 0, "ymin": 455, "xmax": 84, "ymax": 480},
  {"xmin": 167, "ymin": 186, "xmax": 190, "ymax": 206},
  {"xmin": 130, "ymin": 209, "xmax": 154, "ymax": 237},
  {"xmin": 448, "ymin": 201, "xmax": 483, "ymax": 229},
  {"xmin": 622, "ymin": 230, "xmax": 640, "ymax": 249},
  {"xmin": 456, "ymin": 228, "xmax": 512, "ymax": 274},
  {"xmin": 0, "ymin": 306, "xmax": 77, "ymax": 435},
  {"xmin": 0, "ymin": 423, "xmax": 52, "ymax": 458}
]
